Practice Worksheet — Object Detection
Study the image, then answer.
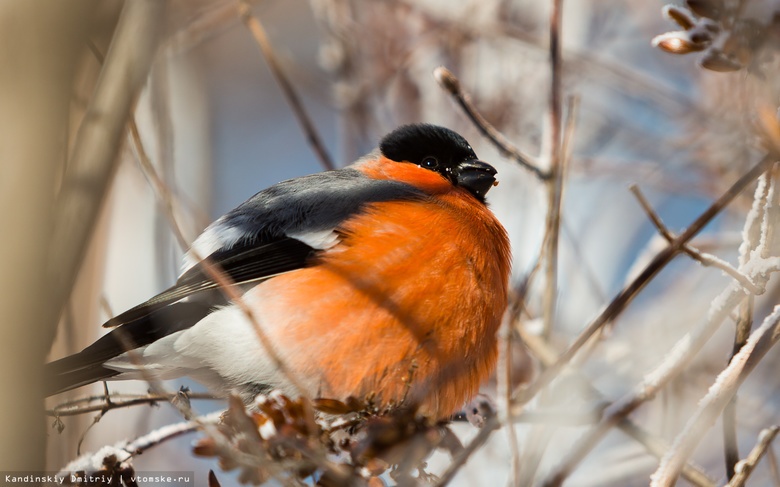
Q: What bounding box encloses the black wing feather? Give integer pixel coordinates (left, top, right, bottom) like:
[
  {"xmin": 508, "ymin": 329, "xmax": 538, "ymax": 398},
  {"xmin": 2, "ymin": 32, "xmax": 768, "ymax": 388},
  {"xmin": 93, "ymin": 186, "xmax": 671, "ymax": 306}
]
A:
[
  {"xmin": 104, "ymin": 237, "xmax": 315, "ymax": 328},
  {"xmin": 45, "ymin": 301, "xmax": 213, "ymax": 395}
]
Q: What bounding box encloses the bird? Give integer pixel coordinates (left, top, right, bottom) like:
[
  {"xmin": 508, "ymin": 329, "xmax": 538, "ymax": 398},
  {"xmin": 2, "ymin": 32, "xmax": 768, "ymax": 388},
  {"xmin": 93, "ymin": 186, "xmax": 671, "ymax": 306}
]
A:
[{"xmin": 45, "ymin": 123, "xmax": 512, "ymax": 420}]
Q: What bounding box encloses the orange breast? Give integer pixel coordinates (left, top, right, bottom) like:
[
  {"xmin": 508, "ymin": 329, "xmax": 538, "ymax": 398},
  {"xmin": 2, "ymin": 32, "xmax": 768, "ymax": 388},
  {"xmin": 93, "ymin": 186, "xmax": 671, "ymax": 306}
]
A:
[{"xmin": 248, "ymin": 162, "xmax": 511, "ymax": 419}]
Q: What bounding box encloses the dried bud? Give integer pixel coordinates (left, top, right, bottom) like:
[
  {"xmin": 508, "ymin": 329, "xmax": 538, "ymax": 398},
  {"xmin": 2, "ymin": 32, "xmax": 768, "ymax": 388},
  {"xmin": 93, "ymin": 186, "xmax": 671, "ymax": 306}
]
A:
[
  {"xmin": 433, "ymin": 66, "xmax": 461, "ymax": 94},
  {"xmin": 652, "ymin": 31, "xmax": 708, "ymax": 54},
  {"xmin": 663, "ymin": 5, "xmax": 697, "ymax": 30}
]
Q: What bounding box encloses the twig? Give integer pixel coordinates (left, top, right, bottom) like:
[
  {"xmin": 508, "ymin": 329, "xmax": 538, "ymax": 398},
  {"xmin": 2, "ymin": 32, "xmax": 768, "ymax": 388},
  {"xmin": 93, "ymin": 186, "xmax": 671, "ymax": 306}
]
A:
[
  {"xmin": 724, "ymin": 297, "xmax": 754, "ymax": 479},
  {"xmin": 541, "ymin": 93, "xmax": 577, "ymax": 339},
  {"xmin": 238, "ymin": 1, "xmax": 335, "ymax": 171},
  {"xmin": 540, "ymin": 0, "xmax": 565, "ymax": 340},
  {"xmin": 766, "ymin": 441, "xmax": 780, "ymax": 486},
  {"xmin": 433, "ymin": 415, "xmax": 501, "ymax": 487},
  {"xmin": 727, "ymin": 426, "xmax": 780, "ymax": 487},
  {"xmin": 128, "ymin": 120, "xmax": 190, "ymax": 251},
  {"xmin": 433, "ymin": 66, "xmax": 546, "ymax": 179},
  {"xmin": 629, "ymin": 184, "xmax": 762, "ymax": 294},
  {"xmin": 497, "ymin": 316, "xmax": 521, "ymax": 487},
  {"xmin": 512, "ymin": 153, "xmax": 776, "ymax": 410},
  {"xmin": 651, "ymin": 306, "xmax": 780, "ymax": 486},
  {"xmin": 47, "ymin": 392, "xmax": 220, "ymax": 417}
]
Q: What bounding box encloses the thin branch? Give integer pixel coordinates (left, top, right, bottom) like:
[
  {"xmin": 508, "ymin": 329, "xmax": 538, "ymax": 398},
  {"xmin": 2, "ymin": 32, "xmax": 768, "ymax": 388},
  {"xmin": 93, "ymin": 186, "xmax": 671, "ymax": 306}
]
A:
[
  {"xmin": 724, "ymin": 297, "xmax": 754, "ymax": 479},
  {"xmin": 497, "ymin": 316, "xmax": 521, "ymax": 487},
  {"xmin": 238, "ymin": 1, "xmax": 335, "ymax": 171},
  {"xmin": 541, "ymin": 156, "xmax": 780, "ymax": 486},
  {"xmin": 767, "ymin": 441, "xmax": 780, "ymax": 486},
  {"xmin": 128, "ymin": 120, "xmax": 190, "ymax": 251},
  {"xmin": 629, "ymin": 184, "xmax": 762, "ymax": 294},
  {"xmin": 541, "ymin": 92, "xmax": 577, "ymax": 339},
  {"xmin": 727, "ymin": 426, "xmax": 780, "ymax": 487},
  {"xmin": 512, "ymin": 153, "xmax": 776, "ymax": 410},
  {"xmin": 433, "ymin": 66, "xmax": 546, "ymax": 179},
  {"xmin": 48, "ymin": 392, "xmax": 220, "ymax": 417},
  {"xmin": 652, "ymin": 306, "xmax": 780, "ymax": 486},
  {"xmin": 433, "ymin": 415, "xmax": 501, "ymax": 487}
]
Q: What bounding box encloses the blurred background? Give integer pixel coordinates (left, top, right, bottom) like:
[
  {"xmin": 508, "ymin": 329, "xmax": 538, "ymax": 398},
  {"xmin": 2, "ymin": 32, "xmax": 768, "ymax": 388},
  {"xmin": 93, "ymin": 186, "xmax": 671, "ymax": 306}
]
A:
[{"xmin": 2, "ymin": 0, "xmax": 779, "ymax": 485}]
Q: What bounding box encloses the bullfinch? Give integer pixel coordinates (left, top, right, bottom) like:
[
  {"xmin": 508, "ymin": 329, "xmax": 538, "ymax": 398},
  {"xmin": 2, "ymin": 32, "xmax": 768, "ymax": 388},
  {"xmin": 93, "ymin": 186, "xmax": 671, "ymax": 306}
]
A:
[{"xmin": 45, "ymin": 123, "xmax": 511, "ymax": 420}]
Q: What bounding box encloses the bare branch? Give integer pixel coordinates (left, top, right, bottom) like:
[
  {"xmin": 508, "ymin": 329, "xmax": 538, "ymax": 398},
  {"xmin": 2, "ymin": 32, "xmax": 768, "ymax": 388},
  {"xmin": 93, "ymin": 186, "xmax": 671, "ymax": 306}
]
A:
[
  {"xmin": 433, "ymin": 66, "xmax": 546, "ymax": 179},
  {"xmin": 238, "ymin": 1, "xmax": 335, "ymax": 171},
  {"xmin": 727, "ymin": 426, "xmax": 780, "ymax": 487},
  {"xmin": 541, "ymin": 0, "xmax": 565, "ymax": 338},
  {"xmin": 630, "ymin": 184, "xmax": 762, "ymax": 294},
  {"xmin": 128, "ymin": 120, "xmax": 190, "ymax": 251},
  {"xmin": 433, "ymin": 415, "xmax": 501, "ymax": 487},
  {"xmin": 48, "ymin": 392, "xmax": 220, "ymax": 417},
  {"xmin": 541, "ymin": 93, "xmax": 577, "ymax": 339}
]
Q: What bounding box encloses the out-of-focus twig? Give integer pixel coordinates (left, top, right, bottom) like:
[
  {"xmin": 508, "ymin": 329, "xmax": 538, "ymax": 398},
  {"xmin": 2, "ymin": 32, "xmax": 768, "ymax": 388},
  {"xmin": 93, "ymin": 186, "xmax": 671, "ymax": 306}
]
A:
[
  {"xmin": 766, "ymin": 442, "xmax": 780, "ymax": 485},
  {"xmin": 124, "ymin": 410, "xmax": 223, "ymax": 456},
  {"xmin": 497, "ymin": 316, "xmax": 521, "ymax": 486},
  {"xmin": 540, "ymin": 0, "xmax": 565, "ymax": 339},
  {"xmin": 128, "ymin": 121, "xmax": 190, "ymax": 251},
  {"xmin": 238, "ymin": 1, "xmax": 335, "ymax": 171},
  {"xmin": 433, "ymin": 415, "xmax": 501, "ymax": 487},
  {"xmin": 541, "ymin": 93, "xmax": 577, "ymax": 342},
  {"xmin": 433, "ymin": 66, "xmax": 546, "ymax": 179},
  {"xmin": 48, "ymin": 0, "xmax": 165, "ymax": 326},
  {"xmin": 726, "ymin": 426, "xmax": 780, "ymax": 487}
]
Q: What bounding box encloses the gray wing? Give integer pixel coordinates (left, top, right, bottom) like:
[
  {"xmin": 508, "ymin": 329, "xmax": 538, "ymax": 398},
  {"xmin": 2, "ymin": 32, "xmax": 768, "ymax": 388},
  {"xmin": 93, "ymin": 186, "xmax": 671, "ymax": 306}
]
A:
[{"xmin": 104, "ymin": 168, "xmax": 423, "ymax": 328}]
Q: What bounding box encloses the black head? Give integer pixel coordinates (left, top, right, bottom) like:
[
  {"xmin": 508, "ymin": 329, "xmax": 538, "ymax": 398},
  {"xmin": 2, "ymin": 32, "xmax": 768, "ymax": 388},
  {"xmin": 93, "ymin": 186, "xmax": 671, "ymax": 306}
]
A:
[{"xmin": 379, "ymin": 124, "xmax": 497, "ymax": 201}]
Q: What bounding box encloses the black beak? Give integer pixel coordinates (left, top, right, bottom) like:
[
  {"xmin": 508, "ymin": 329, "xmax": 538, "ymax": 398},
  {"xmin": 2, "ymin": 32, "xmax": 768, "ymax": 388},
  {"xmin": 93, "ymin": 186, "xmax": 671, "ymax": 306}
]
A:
[{"xmin": 455, "ymin": 159, "xmax": 497, "ymax": 200}]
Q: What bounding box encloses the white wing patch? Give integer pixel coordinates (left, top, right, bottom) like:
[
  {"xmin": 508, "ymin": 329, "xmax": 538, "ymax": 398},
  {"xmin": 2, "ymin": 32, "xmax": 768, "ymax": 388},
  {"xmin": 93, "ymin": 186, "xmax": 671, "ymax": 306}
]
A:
[
  {"xmin": 286, "ymin": 228, "xmax": 340, "ymax": 250},
  {"xmin": 182, "ymin": 220, "xmax": 245, "ymax": 274}
]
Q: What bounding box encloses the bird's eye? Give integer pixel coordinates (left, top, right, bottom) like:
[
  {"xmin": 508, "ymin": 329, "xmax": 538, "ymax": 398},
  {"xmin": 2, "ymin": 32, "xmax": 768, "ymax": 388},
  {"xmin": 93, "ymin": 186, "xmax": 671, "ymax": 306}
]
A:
[{"xmin": 421, "ymin": 156, "xmax": 439, "ymax": 169}]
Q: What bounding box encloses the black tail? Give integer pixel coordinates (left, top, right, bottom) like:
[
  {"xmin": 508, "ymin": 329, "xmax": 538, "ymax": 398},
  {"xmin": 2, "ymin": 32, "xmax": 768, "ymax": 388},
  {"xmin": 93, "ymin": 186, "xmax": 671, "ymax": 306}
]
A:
[
  {"xmin": 45, "ymin": 301, "xmax": 213, "ymax": 396},
  {"xmin": 45, "ymin": 358, "xmax": 121, "ymax": 396}
]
